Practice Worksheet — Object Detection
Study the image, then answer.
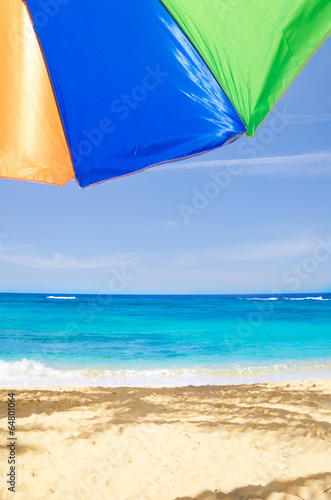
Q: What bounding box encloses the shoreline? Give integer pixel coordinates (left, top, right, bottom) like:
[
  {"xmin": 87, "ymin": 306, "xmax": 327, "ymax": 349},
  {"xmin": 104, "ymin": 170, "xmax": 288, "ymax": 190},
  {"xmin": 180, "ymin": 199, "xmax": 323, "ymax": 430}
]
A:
[
  {"xmin": 1, "ymin": 379, "xmax": 331, "ymax": 499},
  {"xmin": 1, "ymin": 377, "xmax": 331, "ymax": 390},
  {"xmin": 1, "ymin": 357, "xmax": 331, "ymax": 388}
]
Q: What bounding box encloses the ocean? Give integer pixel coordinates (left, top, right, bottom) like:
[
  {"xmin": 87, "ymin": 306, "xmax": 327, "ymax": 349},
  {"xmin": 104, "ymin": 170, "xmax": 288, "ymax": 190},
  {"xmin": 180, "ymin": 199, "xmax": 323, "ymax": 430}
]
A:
[{"xmin": 0, "ymin": 293, "xmax": 330, "ymax": 387}]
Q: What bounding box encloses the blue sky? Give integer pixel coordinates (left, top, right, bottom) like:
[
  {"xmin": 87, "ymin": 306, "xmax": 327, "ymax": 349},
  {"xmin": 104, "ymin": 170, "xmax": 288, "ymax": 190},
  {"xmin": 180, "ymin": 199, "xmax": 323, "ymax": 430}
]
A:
[{"xmin": 0, "ymin": 37, "xmax": 330, "ymax": 294}]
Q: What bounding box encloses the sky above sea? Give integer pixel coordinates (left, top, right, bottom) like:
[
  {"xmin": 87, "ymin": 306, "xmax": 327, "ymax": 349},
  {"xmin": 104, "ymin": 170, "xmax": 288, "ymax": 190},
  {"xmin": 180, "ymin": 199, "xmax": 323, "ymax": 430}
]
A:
[{"xmin": 0, "ymin": 38, "xmax": 330, "ymax": 295}]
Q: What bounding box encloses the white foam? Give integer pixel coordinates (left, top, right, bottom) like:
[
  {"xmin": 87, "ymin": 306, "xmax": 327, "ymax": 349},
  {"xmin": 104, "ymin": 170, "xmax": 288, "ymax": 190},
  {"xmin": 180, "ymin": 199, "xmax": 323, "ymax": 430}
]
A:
[
  {"xmin": 1, "ymin": 358, "xmax": 331, "ymax": 387},
  {"xmin": 244, "ymin": 296, "xmax": 330, "ymax": 301},
  {"xmin": 46, "ymin": 296, "xmax": 77, "ymax": 300},
  {"xmin": 286, "ymin": 297, "xmax": 330, "ymax": 301},
  {"xmin": 245, "ymin": 297, "xmax": 279, "ymax": 301}
]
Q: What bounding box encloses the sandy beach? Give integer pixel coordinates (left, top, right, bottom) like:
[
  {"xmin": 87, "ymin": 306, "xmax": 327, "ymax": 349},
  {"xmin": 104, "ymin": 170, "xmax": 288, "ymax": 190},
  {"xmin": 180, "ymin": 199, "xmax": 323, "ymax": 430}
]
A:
[{"xmin": 0, "ymin": 379, "xmax": 331, "ymax": 500}]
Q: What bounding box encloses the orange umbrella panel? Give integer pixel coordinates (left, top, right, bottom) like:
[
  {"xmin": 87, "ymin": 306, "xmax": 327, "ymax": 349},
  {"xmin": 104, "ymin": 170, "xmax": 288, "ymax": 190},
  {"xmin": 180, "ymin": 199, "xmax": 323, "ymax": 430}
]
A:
[{"xmin": 0, "ymin": 0, "xmax": 74, "ymax": 185}]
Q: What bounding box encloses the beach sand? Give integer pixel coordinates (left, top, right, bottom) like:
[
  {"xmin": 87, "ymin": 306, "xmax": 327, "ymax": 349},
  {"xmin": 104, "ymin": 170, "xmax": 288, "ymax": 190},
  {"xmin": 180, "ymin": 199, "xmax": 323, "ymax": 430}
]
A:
[{"xmin": 1, "ymin": 380, "xmax": 331, "ymax": 500}]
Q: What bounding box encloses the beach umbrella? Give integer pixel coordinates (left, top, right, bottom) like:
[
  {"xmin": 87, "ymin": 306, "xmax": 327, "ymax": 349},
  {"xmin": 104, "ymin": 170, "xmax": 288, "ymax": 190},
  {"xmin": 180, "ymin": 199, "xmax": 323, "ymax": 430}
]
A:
[{"xmin": 1, "ymin": 0, "xmax": 330, "ymax": 188}]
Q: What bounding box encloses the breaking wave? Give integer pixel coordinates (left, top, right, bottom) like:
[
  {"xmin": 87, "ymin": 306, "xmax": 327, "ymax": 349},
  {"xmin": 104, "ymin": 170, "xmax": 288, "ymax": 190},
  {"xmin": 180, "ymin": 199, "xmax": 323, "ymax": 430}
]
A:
[
  {"xmin": 1, "ymin": 358, "xmax": 330, "ymax": 387},
  {"xmin": 46, "ymin": 296, "xmax": 77, "ymax": 300},
  {"xmin": 244, "ymin": 298, "xmax": 279, "ymax": 301},
  {"xmin": 243, "ymin": 296, "xmax": 330, "ymax": 301}
]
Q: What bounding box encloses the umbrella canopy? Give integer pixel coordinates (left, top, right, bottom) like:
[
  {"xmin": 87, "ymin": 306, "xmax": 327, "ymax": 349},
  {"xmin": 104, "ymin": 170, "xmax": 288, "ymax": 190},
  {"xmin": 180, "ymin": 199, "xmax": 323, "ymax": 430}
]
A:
[{"xmin": 1, "ymin": 0, "xmax": 330, "ymax": 188}]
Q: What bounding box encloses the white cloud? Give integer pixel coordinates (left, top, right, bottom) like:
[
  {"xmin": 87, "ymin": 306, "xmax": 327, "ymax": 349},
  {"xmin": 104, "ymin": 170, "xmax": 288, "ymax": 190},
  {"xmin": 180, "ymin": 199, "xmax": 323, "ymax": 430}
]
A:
[
  {"xmin": 0, "ymin": 252, "xmax": 141, "ymax": 270},
  {"xmin": 287, "ymin": 113, "xmax": 331, "ymax": 124},
  {"xmin": 168, "ymin": 239, "xmax": 316, "ymax": 265},
  {"xmin": 4, "ymin": 238, "xmax": 318, "ymax": 271},
  {"xmin": 154, "ymin": 152, "xmax": 331, "ymax": 176},
  {"xmin": 214, "ymin": 239, "xmax": 316, "ymax": 262},
  {"xmin": 164, "ymin": 221, "xmax": 185, "ymax": 230},
  {"xmin": 1, "ymin": 237, "xmax": 330, "ymax": 293}
]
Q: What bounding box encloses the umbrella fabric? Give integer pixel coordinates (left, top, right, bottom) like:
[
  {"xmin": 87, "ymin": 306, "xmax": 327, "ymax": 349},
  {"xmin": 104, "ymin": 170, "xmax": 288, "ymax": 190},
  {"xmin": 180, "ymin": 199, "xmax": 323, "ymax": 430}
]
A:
[
  {"xmin": 0, "ymin": 0, "xmax": 73, "ymax": 185},
  {"xmin": 0, "ymin": 0, "xmax": 330, "ymax": 188}
]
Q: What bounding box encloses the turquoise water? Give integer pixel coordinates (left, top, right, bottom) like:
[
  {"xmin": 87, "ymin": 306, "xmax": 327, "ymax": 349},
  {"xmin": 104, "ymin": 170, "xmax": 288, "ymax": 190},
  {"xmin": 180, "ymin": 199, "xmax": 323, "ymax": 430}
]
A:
[{"xmin": 0, "ymin": 293, "xmax": 330, "ymax": 386}]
